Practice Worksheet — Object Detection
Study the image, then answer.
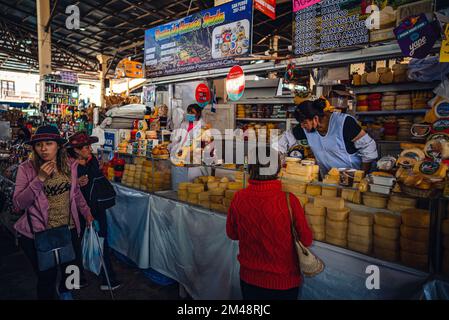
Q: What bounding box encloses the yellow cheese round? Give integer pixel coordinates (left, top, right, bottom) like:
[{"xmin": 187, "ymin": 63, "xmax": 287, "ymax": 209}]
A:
[
  {"xmin": 374, "ymin": 235, "xmax": 399, "ymax": 251},
  {"xmin": 207, "ymin": 182, "xmax": 220, "ymax": 190},
  {"xmin": 225, "ymin": 189, "xmax": 238, "ymax": 200},
  {"xmin": 189, "ymin": 184, "xmax": 205, "ymax": 194},
  {"xmin": 199, "ymin": 176, "xmax": 209, "ymax": 184},
  {"xmin": 209, "ymin": 188, "xmax": 225, "ymax": 196},
  {"xmin": 207, "ymin": 176, "xmax": 217, "ymax": 183},
  {"xmin": 220, "ymin": 177, "xmax": 229, "ymax": 183},
  {"xmin": 400, "ymin": 225, "xmax": 429, "ymax": 243},
  {"xmin": 306, "ymin": 214, "xmax": 325, "ymax": 226},
  {"xmin": 400, "ymin": 209, "xmax": 430, "ymax": 228},
  {"xmin": 348, "ymin": 222, "xmax": 372, "ymax": 237},
  {"xmin": 327, "ymin": 208, "xmax": 350, "ymax": 221},
  {"xmin": 283, "ymin": 183, "xmax": 307, "ymax": 194},
  {"xmin": 228, "ymin": 182, "xmax": 243, "ymax": 190},
  {"xmin": 326, "ymin": 218, "xmax": 348, "ymax": 231},
  {"xmin": 310, "ymin": 224, "xmax": 325, "ymax": 234},
  {"xmin": 387, "ymin": 201, "xmax": 416, "ymax": 212},
  {"xmin": 348, "ymin": 241, "xmax": 372, "ymax": 255},
  {"xmin": 187, "ymin": 194, "xmax": 199, "ymax": 201},
  {"xmin": 313, "ymin": 231, "xmax": 325, "ymax": 241},
  {"xmin": 374, "ymin": 247, "xmax": 399, "ymax": 262},
  {"xmin": 348, "ymin": 233, "xmax": 373, "ymax": 246},
  {"xmin": 374, "ymin": 224, "xmax": 400, "ymax": 240},
  {"xmin": 306, "ymin": 185, "xmax": 322, "ymax": 196},
  {"xmin": 326, "ymin": 226, "xmax": 348, "ymax": 239},
  {"xmin": 389, "ymin": 195, "xmax": 417, "ymax": 207},
  {"xmin": 304, "ymin": 203, "xmax": 326, "ymax": 217},
  {"xmin": 325, "ymin": 234, "xmax": 347, "ymax": 247},
  {"xmin": 363, "ymin": 192, "xmax": 387, "ymax": 209},
  {"xmin": 199, "ymin": 201, "xmax": 211, "ymax": 209},
  {"xmin": 198, "ymin": 191, "xmax": 210, "ymax": 201},
  {"xmin": 218, "ymin": 182, "xmax": 229, "ymax": 189},
  {"xmin": 442, "ymin": 219, "xmax": 449, "ymax": 236},
  {"xmin": 400, "ymin": 237, "xmax": 428, "ymax": 255},
  {"xmin": 400, "ymin": 251, "xmax": 428, "ymax": 270},
  {"xmin": 349, "ymin": 211, "xmax": 374, "ymax": 226},
  {"xmin": 314, "ymin": 196, "xmax": 345, "ymax": 210},
  {"xmin": 321, "ymin": 186, "xmax": 338, "ymax": 197},
  {"xmin": 210, "ymin": 195, "xmax": 224, "ymax": 204},
  {"xmin": 374, "ymin": 212, "xmax": 401, "ymax": 228}
]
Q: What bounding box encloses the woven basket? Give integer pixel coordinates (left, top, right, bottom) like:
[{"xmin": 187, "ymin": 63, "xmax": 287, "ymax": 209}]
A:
[{"xmin": 398, "ymin": 183, "xmax": 442, "ymax": 199}]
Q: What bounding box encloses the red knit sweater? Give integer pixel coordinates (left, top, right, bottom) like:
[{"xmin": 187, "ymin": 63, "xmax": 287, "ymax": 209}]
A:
[{"xmin": 226, "ymin": 179, "xmax": 313, "ymax": 290}]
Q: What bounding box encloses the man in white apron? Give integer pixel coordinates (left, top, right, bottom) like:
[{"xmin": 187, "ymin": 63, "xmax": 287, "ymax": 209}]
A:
[{"xmin": 277, "ymin": 99, "xmax": 378, "ymax": 176}]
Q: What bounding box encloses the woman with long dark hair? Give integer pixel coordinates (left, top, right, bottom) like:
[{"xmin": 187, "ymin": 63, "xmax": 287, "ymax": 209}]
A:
[{"xmin": 13, "ymin": 125, "xmax": 94, "ymax": 300}]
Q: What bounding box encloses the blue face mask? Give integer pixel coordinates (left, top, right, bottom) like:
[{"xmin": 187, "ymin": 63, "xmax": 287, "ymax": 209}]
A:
[{"xmin": 186, "ymin": 114, "xmax": 196, "ymax": 122}]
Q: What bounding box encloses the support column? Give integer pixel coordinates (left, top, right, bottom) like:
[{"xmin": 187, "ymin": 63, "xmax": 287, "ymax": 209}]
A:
[
  {"xmin": 97, "ymin": 54, "xmax": 112, "ymax": 108},
  {"xmin": 36, "ymin": 0, "xmax": 52, "ymax": 103}
]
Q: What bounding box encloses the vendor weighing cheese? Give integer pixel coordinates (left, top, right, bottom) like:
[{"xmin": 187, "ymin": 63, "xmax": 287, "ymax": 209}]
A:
[{"xmin": 277, "ymin": 99, "xmax": 378, "ymax": 174}]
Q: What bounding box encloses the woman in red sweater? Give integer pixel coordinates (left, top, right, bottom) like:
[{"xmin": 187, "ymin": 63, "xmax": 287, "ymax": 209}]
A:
[{"xmin": 226, "ymin": 148, "xmax": 313, "ymax": 300}]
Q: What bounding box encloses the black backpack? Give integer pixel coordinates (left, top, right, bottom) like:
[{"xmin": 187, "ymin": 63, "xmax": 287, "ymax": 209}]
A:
[{"xmin": 89, "ymin": 175, "xmax": 116, "ymax": 210}]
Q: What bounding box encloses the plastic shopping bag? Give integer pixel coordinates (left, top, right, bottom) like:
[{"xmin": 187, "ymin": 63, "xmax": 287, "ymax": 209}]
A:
[{"xmin": 82, "ymin": 226, "xmax": 104, "ymax": 275}]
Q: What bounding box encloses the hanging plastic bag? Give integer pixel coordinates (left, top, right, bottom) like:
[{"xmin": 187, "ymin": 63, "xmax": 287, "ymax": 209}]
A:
[{"xmin": 82, "ymin": 225, "xmax": 104, "ymax": 276}]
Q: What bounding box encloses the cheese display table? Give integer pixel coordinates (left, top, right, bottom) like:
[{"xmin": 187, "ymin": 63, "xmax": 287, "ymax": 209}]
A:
[{"xmin": 107, "ymin": 183, "xmax": 449, "ymax": 299}]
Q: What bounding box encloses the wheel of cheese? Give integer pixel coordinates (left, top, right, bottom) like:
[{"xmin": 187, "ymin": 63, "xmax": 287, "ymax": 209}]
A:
[
  {"xmin": 305, "ymin": 203, "xmax": 326, "ymax": 217},
  {"xmin": 381, "ymin": 101, "xmax": 396, "ymax": 108},
  {"xmin": 374, "ymin": 224, "xmax": 400, "ymax": 240},
  {"xmin": 219, "ymin": 182, "xmax": 229, "ymax": 189},
  {"xmin": 296, "ymin": 194, "xmax": 309, "ymax": 206},
  {"xmin": 387, "ymin": 201, "xmax": 415, "ymax": 212},
  {"xmin": 349, "ymin": 211, "xmax": 374, "ymax": 226},
  {"xmin": 310, "ymin": 224, "xmax": 325, "ymax": 234},
  {"xmin": 380, "ymin": 71, "xmax": 394, "ymax": 84},
  {"xmin": 306, "ymin": 214, "xmax": 325, "ymax": 226},
  {"xmin": 400, "ymin": 251, "xmax": 428, "ymax": 270},
  {"xmin": 400, "ymin": 225, "xmax": 429, "ymax": 243},
  {"xmin": 357, "ymin": 95, "xmax": 368, "ymax": 101},
  {"xmin": 363, "ymin": 192, "xmax": 387, "ymax": 209},
  {"xmin": 374, "ymin": 235, "xmax": 399, "ymax": 250},
  {"xmin": 327, "ymin": 208, "xmax": 350, "ymax": 221},
  {"xmin": 207, "ymin": 182, "xmax": 220, "ymax": 190},
  {"xmin": 382, "ymin": 95, "xmax": 396, "ymax": 102},
  {"xmin": 225, "ymin": 189, "xmax": 238, "ymax": 200},
  {"xmin": 314, "ymin": 196, "xmax": 345, "ymax": 209},
  {"xmin": 348, "ymin": 241, "xmax": 372, "ymax": 255},
  {"xmin": 198, "ymin": 191, "xmax": 210, "ymax": 201},
  {"xmin": 401, "ymin": 209, "xmax": 430, "ymax": 228},
  {"xmin": 374, "ymin": 212, "xmax": 401, "ymax": 228},
  {"xmin": 326, "ymin": 218, "xmax": 348, "ymax": 230},
  {"xmin": 313, "ymin": 231, "xmax": 325, "ymax": 241},
  {"xmin": 189, "ymin": 184, "xmax": 205, "ymax": 194},
  {"xmin": 283, "ymin": 183, "xmax": 307, "ymax": 194},
  {"xmin": 209, "ymin": 188, "xmax": 225, "ymax": 196},
  {"xmin": 367, "ymin": 72, "xmax": 380, "ymax": 84},
  {"xmin": 443, "ymin": 220, "xmax": 449, "ymax": 236},
  {"xmin": 400, "ymin": 237, "xmax": 428, "ymax": 255},
  {"xmin": 374, "ymin": 247, "xmax": 399, "ymax": 262},
  {"xmin": 306, "ymin": 185, "xmax": 322, "ymax": 196},
  {"xmin": 348, "ymin": 233, "xmax": 373, "ymax": 246},
  {"xmin": 210, "ymin": 195, "xmax": 224, "ymax": 204},
  {"xmin": 321, "ymin": 186, "xmax": 338, "ymax": 197},
  {"xmin": 325, "ymin": 234, "xmax": 347, "ymax": 247},
  {"xmin": 199, "ymin": 201, "xmax": 211, "ymax": 209},
  {"xmin": 326, "ymin": 225, "xmax": 347, "ymax": 239},
  {"xmin": 348, "ymin": 222, "xmax": 372, "ymax": 237},
  {"xmin": 228, "ymin": 182, "xmax": 243, "ymax": 190}
]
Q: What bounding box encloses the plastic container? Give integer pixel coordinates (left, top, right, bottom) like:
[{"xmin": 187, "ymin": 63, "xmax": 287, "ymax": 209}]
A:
[
  {"xmin": 371, "ymin": 175, "xmax": 396, "ymax": 186},
  {"xmin": 369, "ymin": 183, "xmax": 392, "ymax": 195}
]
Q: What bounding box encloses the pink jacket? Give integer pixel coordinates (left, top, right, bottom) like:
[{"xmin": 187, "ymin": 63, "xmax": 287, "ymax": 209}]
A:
[{"xmin": 13, "ymin": 159, "xmax": 91, "ymax": 239}]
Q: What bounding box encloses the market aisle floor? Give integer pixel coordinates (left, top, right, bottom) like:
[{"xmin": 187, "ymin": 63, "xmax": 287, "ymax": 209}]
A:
[{"xmin": 0, "ymin": 227, "xmax": 181, "ymax": 300}]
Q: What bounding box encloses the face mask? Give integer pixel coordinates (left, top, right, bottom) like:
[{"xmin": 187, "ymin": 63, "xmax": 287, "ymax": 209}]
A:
[{"xmin": 186, "ymin": 114, "xmax": 196, "ymax": 122}]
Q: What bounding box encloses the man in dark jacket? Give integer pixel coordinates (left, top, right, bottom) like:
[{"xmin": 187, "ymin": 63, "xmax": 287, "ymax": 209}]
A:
[{"xmin": 67, "ymin": 132, "xmax": 121, "ymax": 291}]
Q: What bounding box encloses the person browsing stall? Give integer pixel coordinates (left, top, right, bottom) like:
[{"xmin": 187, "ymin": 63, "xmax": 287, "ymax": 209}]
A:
[{"xmin": 277, "ymin": 98, "xmax": 378, "ymax": 175}]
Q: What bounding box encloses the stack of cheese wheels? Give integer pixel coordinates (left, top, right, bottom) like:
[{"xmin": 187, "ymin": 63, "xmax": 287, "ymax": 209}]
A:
[
  {"xmin": 121, "ymin": 164, "xmax": 135, "ymax": 187},
  {"xmin": 282, "ymin": 182, "xmax": 307, "ymax": 196},
  {"xmin": 304, "ymin": 203, "xmax": 326, "ymax": 241},
  {"xmin": 306, "ymin": 184, "xmax": 322, "ymax": 196},
  {"xmin": 387, "ymin": 194, "xmax": 416, "ymax": 212},
  {"xmin": 321, "ymin": 186, "xmax": 338, "ymax": 197},
  {"xmin": 363, "ymin": 192, "xmax": 388, "ymax": 209},
  {"xmin": 325, "ymin": 207, "xmax": 350, "ymax": 247},
  {"xmin": 400, "ymin": 208, "xmax": 430, "ymax": 270},
  {"xmin": 312, "ymin": 196, "xmax": 347, "ymax": 247},
  {"xmin": 348, "ymin": 211, "xmax": 374, "ymax": 254},
  {"xmin": 223, "ymin": 189, "xmax": 239, "ymax": 213},
  {"xmin": 443, "ymin": 219, "xmax": 449, "ymax": 275},
  {"xmin": 373, "ymin": 212, "xmax": 401, "ymax": 262},
  {"xmin": 186, "ymin": 183, "xmax": 204, "ymax": 205},
  {"xmin": 177, "ymin": 182, "xmax": 191, "ymax": 201}
]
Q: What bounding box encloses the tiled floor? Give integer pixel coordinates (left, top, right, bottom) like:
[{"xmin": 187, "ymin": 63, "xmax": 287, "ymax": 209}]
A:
[{"xmin": 0, "ymin": 227, "xmax": 181, "ymax": 300}]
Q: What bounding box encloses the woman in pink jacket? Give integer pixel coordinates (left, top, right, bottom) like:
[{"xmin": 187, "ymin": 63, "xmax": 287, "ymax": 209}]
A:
[{"xmin": 13, "ymin": 125, "xmax": 94, "ymax": 300}]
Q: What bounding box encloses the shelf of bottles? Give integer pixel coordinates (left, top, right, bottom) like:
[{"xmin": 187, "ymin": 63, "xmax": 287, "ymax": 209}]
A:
[{"xmin": 44, "ymin": 75, "xmax": 79, "ymax": 115}]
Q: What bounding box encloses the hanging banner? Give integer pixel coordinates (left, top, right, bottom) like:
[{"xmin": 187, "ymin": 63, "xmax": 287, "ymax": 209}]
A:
[
  {"xmin": 394, "ymin": 14, "xmax": 439, "ymax": 59},
  {"xmin": 293, "ymin": 0, "xmax": 321, "ymax": 12},
  {"xmin": 144, "ymin": 0, "xmax": 252, "ymax": 78},
  {"xmin": 115, "ymin": 59, "xmax": 143, "ymax": 78},
  {"xmin": 226, "ymin": 65, "xmax": 245, "ymax": 101},
  {"xmin": 195, "ymin": 83, "xmax": 211, "ymax": 107},
  {"xmin": 255, "ymin": 0, "xmax": 276, "ymax": 20}
]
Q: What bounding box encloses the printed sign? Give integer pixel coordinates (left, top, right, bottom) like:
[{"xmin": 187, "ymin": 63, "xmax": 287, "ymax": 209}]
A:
[
  {"xmin": 226, "ymin": 65, "xmax": 245, "ymax": 101},
  {"xmin": 255, "ymin": 0, "xmax": 276, "ymax": 20},
  {"xmin": 195, "ymin": 83, "xmax": 211, "ymax": 107},
  {"xmin": 293, "ymin": 0, "xmax": 322, "ymax": 12},
  {"xmin": 144, "ymin": 0, "xmax": 252, "ymax": 78},
  {"xmin": 394, "ymin": 14, "xmax": 438, "ymax": 59}
]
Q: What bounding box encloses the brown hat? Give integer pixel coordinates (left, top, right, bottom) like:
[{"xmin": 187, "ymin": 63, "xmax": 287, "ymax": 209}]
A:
[{"xmin": 67, "ymin": 131, "xmax": 99, "ymax": 148}]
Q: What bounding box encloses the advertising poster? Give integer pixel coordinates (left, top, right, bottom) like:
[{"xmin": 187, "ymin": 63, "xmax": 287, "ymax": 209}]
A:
[{"xmin": 144, "ymin": 0, "xmax": 253, "ymax": 78}]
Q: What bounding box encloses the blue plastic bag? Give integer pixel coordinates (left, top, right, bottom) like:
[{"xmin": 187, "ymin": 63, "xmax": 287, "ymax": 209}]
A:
[{"xmin": 82, "ymin": 226, "xmax": 104, "ymax": 276}]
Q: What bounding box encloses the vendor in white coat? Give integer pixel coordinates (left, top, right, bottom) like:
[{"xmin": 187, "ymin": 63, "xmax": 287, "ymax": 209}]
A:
[
  {"xmin": 168, "ymin": 104, "xmax": 215, "ymax": 183},
  {"xmin": 277, "ymin": 99, "xmax": 378, "ymax": 175}
]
